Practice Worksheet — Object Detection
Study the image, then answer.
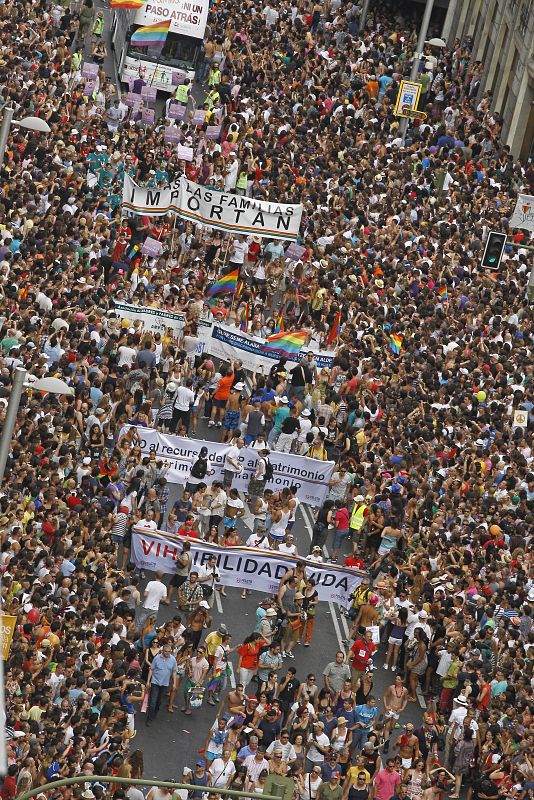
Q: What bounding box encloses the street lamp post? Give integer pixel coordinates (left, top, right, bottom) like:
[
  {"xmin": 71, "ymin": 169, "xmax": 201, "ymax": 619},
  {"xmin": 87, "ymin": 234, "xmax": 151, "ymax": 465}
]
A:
[
  {"xmin": 399, "ymin": 0, "xmax": 435, "ymax": 145},
  {"xmin": 0, "ymin": 368, "xmax": 73, "ymax": 774},
  {"xmin": 0, "ymin": 109, "xmax": 51, "ymax": 168}
]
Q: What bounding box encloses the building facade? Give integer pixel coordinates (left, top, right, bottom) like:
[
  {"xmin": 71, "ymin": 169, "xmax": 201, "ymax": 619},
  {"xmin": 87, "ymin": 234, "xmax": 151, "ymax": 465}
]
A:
[{"xmin": 442, "ymin": 0, "xmax": 534, "ymax": 162}]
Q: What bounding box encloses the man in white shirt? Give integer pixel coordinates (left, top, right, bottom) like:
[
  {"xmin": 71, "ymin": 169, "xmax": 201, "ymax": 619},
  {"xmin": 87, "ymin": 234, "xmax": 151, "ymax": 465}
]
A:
[
  {"xmin": 138, "ymin": 571, "xmax": 168, "ymax": 626},
  {"xmin": 278, "ymin": 534, "xmax": 298, "ymax": 556},
  {"xmin": 306, "ymin": 721, "xmax": 330, "ymax": 770},
  {"xmin": 405, "ymin": 609, "xmax": 431, "ymax": 641},
  {"xmin": 209, "ymin": 748, "xmax": 236, "ymax": 788},
  {"xmin": 172, "ymin": 378, "xmax": 195, "ymax": 434},
  {"xmin": 223, "ymin": 437, "xmax": 244, "ymax": 489}
]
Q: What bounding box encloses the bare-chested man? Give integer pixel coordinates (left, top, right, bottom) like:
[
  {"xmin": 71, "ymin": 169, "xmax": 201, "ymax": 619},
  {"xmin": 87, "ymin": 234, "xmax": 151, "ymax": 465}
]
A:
[
  {"xmin": 393, "ymin": 722, "xmax": 420, "ymax": 777},
  {"xmin": 382, "ymin": 674, "xmax": 409, "ymax": 748}
]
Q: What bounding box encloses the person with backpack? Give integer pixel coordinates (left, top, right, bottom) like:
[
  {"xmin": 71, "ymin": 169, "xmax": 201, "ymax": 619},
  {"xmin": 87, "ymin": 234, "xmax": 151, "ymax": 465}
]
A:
[
  {"xmin": 186, "ymin": 446, "xmax": 214, "ymax": 494},
  {"xmin": 247, "ymin": 448, "xmax": 273, "ymax": 504}
]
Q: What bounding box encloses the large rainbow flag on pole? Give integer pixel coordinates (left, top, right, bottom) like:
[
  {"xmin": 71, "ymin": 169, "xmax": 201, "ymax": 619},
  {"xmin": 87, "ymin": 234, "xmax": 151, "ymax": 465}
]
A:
[
  {"xmin": 206, "ymin": 268, "xmax": 239, "ymax": 298},
  {"xmin": 130, "ymin": 20, "xmax": 171, "ymax": 47},
  {"xmin": 261, "ymin": 330, "xmax": 308, "ymax": 359},
  {"xmin": 110, "ymin": 0, "xmax": 147, "ymax": 8}
]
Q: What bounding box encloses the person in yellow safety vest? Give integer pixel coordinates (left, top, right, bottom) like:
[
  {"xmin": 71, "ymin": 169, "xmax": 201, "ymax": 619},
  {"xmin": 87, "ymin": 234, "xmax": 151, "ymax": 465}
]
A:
[
  {"xmin": 92, "ymin": 13, "xmax": 104, "ymax": 38},
  {"xmin": 71, "ymin": 51, "xmax": 83, "ymax": 73},
  {"xmin": 235, "ymin": 171, "xmax": 248, "ymax": 195},
  {"xmin": 208, "ymin": 63, "xmax": 221, "ymax": 88},
  {"xmin": 349, "ymin": 494, "xmax": 369, "ymax": 538},
  {"xmin": 175, "ymin": 79, "xmax": 191, "ymax": 106},
  {"xmin": 205, "ymin": 88, "xmax": 220, "ymax": 111}
]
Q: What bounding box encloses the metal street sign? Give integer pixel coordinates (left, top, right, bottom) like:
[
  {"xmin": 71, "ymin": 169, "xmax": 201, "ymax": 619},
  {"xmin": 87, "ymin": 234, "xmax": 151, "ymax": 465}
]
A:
[{"xmin": 394, "ymin": 80, "xmax": 422, "ymax": 117}]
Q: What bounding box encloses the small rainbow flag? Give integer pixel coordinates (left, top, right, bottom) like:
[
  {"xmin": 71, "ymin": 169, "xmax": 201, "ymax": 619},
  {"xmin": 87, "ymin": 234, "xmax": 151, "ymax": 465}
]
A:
[
  {"xmin": 110, "ymin": 0, "xmax": 147, "ymax": 8},
  {"xmin": 437, "ymin": 285, "xmax": 448, "ymax": 300},
  {"xmin": 262, "ymin": 330, "xmax": 308, "ymax": 359},
  {"xmin": 206, "ymin": 268, "xmax": 239, "ymax": 298},
  {"xmin": 326, "ymin": 309, "xmax": 341, "ymax": 346},
  {"xmin": 239, "ymin": 303, "xmax": 249, "ymax": 332},
  {"xmin": 130, "ymin": 20, "xmax": 171, "ymax": 47},
  {"xmin": 273, "ymin": 308, "xmax": 284, "ymax": 334},
  {"xmin": 389, "ymin": 333, "xmax": 403, "ymax": 355}
]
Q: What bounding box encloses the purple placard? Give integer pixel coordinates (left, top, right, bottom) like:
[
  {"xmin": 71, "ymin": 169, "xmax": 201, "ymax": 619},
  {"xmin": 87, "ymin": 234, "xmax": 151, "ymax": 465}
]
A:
[
  {"xmin": 205, "ymin": 125, "xmax": 222, "ymax": 140},
  {"xmin": 164, "ymin": 126, "xmax": 181, "ymax": 144},
  {"xmin": 167, "ymin": 102, "xmax": 186, "ymax": 120},
  {"xmin": 192, "ymin": 109, "xmax": 206, "ymax": 126},
  {"xmin": 141, "ymin": 236, "xmax": 164, "ymax": 257},
  {"xmin": 177, "ymin": 144, "xmax": 194, "ymax": 162},
  {"xmin": 83, "ymin": 81, "xmax": 96, "ymax": 97},
  {"xmin": 82, "ymin": 61, "xmax": 98, "ymax": 78},
  {"xmin": 141, "ymin": 86, "xmax": 157, "ymax": 104},
  {"xmin": 285, "ymin": 243, "xmax": 307, "ymax": 260},
  {"xmin": 171, "ymin": 70, "xmax": 187, "ymax": 86},
  {"xmin": 125, "ymin": 92, "xmax": 141, "ymax": 108},
  {"xmin": 141, "ymin": 108, "xmax": 155, "ymax": 125}
]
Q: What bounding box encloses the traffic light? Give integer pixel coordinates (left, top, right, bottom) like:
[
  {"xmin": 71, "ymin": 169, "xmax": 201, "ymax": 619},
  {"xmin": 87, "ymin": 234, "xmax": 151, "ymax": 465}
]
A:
[{"xmin": 481, "ymin": 231, "xmax": 507, "ymax": 269}]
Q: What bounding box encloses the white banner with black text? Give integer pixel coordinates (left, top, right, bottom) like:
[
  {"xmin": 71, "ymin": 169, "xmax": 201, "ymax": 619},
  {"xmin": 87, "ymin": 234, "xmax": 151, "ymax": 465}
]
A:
[
  {"xmin": 121, "ymin": 426, "xmax": 334, "ymax": 507},
  {"xmin": 123, "ymin": 175, "xmax": 303, "ymax": 241},
  {"xmin": 131, "ymin": 529, "xmax": 365, "ymax": 608}
]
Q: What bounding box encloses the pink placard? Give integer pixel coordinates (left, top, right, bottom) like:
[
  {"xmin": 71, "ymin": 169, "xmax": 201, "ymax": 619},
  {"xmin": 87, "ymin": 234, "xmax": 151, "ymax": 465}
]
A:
[
  {"xmin": 141, "ymin": 108, "xmax": 155, "ymax": 125},
  {"xmin": 141, "ymin": 86, "xmax": 157, "ymax": 104},
  {"xmin": 192, "ymin": 109, "xmax": 207, "ymax": 125},
  {"xmin": 177, "ymin": 145, "xmax": 194, "ymax": 162},
  {"xmin": 164, "ymin": 126, "xmax": 181, "ymax": 144},
  {"xmin": 82, "ymin": 61, "xmax": 98, "ymax": 78},
  {"xmin": 141, "ymin": 237, "xmax": 164, "ymax": 257},
  {"xmin": 205, "ymin": 125, "xmax": 222, "ymax": 140},
  {"xmin": 168, "ymin": 102, "xmax": 186, "ymax": 120}
]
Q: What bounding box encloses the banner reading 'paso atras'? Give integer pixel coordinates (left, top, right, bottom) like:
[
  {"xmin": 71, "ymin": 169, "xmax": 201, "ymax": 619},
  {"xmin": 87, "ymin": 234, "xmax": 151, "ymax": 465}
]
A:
[
  {"xmin": 131, "ymin": 529, "xmax": 366, "ymax": 609},
  {"xmin": 122, "ymin": 174, "xmax": 303, "ymax": 241}
]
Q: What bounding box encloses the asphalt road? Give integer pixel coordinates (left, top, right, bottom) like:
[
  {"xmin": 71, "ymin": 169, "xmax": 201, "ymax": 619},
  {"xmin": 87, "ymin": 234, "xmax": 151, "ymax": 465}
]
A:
[
  {"xmin": 87, "ymin": 12, "xmax": 426, "ymax": 781},
  {"xmin": 132, "ymin": 413, "xmax": 426, "ymax": 781}
]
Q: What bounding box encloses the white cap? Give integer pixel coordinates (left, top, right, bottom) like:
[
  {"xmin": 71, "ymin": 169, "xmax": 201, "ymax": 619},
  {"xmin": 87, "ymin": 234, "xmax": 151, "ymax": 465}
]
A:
[
  {"xmin": 301, "ymin": 408, "xmax": 311, "ymax": 416},
  {"xmin": 280, "ymin": 396, "xmax": 289, "ymax": 404},
  {"xmin": 418, "ymin": 610, "xmax": 428, "ymax": 618},
  {"xmin": 199, "ymin": 600, "xmax": 210, "ymax": 609}
]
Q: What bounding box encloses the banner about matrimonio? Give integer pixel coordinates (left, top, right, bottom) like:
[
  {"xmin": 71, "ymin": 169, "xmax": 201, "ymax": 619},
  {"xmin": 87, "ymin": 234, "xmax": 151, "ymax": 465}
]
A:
[
  {"xmin": 131, "ymin": 529, "xmax": 366, "ymax": 609},
  {"xmin": 121, "ymin": 426, "xmax": 335, "ymax": 507}
]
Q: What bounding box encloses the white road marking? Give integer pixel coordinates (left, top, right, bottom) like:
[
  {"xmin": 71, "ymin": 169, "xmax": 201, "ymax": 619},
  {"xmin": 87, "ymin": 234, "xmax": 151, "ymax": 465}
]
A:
[
  {"xmin": 300, "ymin": 504, "xmax": 346, "ymax": 653},
  {"xmin": 215, "ymin": 589, "xmax": 223, "ymax": 614}
]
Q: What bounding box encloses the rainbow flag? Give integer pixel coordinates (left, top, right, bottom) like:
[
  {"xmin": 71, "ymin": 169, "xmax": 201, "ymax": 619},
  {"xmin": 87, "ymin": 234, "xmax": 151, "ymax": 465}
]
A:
[
  {"xmin": 239, "ymin": 303, "xmax": 249, "ymax": 332},
  {"xmin": 389, "ymin": 333, "xmax": 403, "ymax": 355},
  {"xmin": 262, "ymin": 330, "xmax": 308, "ymax": 359},
  {"xmin": 326, "ymin": 309, "xmax": 341, "ymax": 346},
  {"xmin": 437, "ymin": 285, "xmax": 448, "ymax": 300},
  {"xmin": 206, "ymin": 268, "xmax": 239, "ymax": 298},
  {"xmin": 110, "ymin": 0, "xmax": 147, "ymax": 8},
  {"xmin": 130, "ymin": 20, "xmax": 171, "ymax": 46},
  {"xmin": 273, "ymin": 308, "xmax": 284, "ymax": 334}
]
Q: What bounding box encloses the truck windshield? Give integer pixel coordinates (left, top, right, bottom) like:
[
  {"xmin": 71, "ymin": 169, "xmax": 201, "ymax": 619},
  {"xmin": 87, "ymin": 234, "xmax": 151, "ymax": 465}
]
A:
[{"xmin": 127, "ymin": 31, "xmax": 199, "ymax": 70}]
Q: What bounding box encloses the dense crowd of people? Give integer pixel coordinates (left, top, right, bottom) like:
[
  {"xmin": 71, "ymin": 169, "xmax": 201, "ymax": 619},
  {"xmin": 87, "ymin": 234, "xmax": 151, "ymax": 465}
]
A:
[{"xmin": 0, "ymin": 0, "xmax": 533, "ymax": 800}]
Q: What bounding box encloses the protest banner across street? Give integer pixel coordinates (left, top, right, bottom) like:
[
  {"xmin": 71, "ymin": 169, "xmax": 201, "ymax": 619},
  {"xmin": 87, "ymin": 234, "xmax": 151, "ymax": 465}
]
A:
[
  {"xmin": 113, "ymin": 301, "xmax": 187, "ymax": 336},
  {"xmin": 122, "ymin": 174, "xmax": 303, "ymax": 240},
  {"xmin": 131, "ymin": 529, "xmax": 365, "ymax": 608},
  {"xmin": 122, "ymin": 425, "xmax": 335, "ymax": 507},
  {"xmin": 196, "ymin": 321, "xmax": 335, "ymax": 370}
]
